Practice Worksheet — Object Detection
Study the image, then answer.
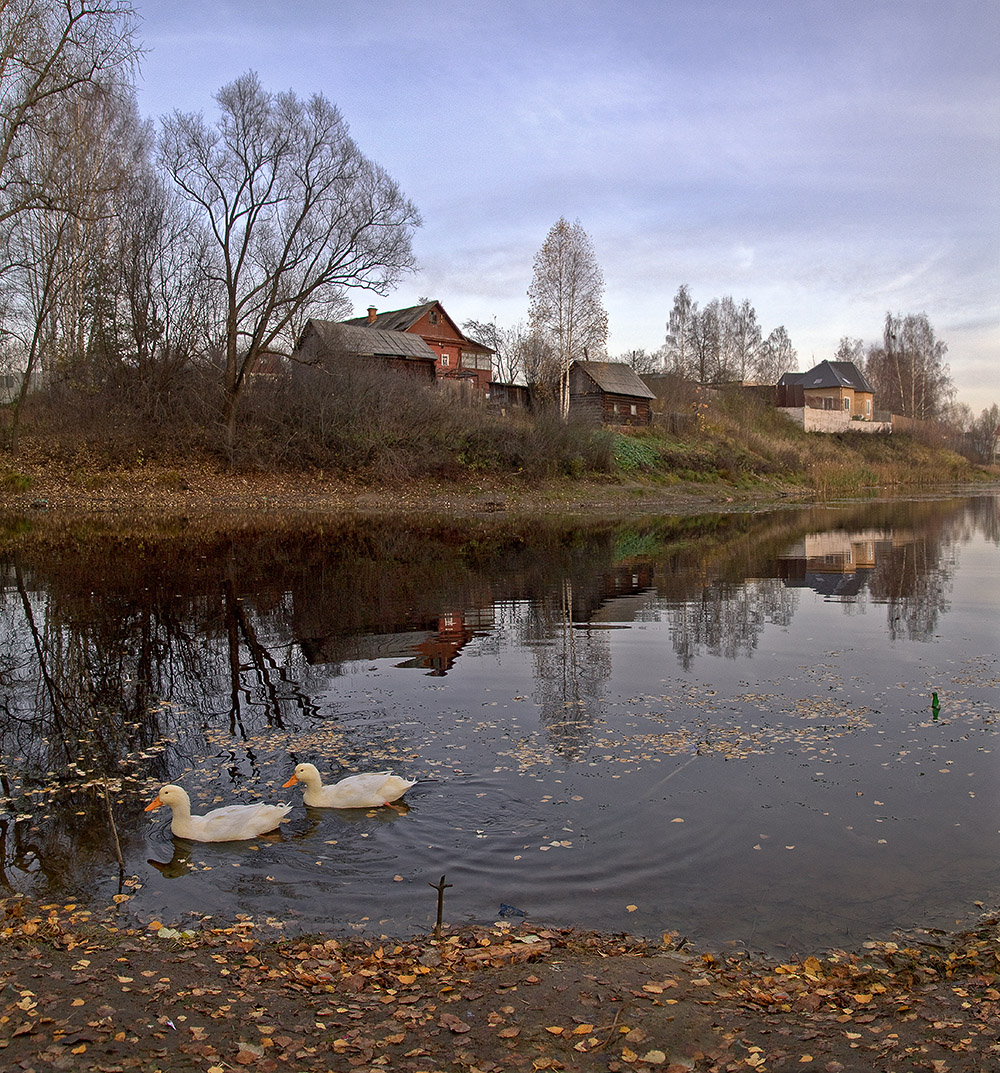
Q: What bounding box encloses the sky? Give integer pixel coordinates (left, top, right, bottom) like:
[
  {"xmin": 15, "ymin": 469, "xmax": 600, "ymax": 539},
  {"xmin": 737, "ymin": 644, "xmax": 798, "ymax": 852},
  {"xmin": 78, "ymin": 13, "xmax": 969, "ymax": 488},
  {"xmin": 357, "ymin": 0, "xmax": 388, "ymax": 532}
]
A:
[{"xmin": 132, "ymin": 0, "xmax": 999, "ymax": 412}]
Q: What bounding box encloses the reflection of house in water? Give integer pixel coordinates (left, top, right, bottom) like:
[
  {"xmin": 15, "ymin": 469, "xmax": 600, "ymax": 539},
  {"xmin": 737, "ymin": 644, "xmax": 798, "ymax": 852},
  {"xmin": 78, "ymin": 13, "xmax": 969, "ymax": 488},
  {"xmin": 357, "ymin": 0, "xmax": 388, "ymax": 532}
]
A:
[
  {"xmin": 299, "ymin": 609, "xmax": 494, "ymax": 676},
  {"xmin": 574, "ymin": 564, "xmax": 657, "ymax": 624},
  {"xmin": 777, "ymin": 530, "xmax": 882, "ymax": 598},
  {"xmin": 396, "ymin": 610, "xmax": 494, "ymax": 675}
]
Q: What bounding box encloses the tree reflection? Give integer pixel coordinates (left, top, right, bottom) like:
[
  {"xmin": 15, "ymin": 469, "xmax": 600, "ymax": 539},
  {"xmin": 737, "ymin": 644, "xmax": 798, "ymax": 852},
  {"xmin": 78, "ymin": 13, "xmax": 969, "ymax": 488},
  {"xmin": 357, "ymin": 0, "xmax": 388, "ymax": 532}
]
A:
[{"xmin": 0, "ymin": 497, "xmax": 994, "ymax": 903}]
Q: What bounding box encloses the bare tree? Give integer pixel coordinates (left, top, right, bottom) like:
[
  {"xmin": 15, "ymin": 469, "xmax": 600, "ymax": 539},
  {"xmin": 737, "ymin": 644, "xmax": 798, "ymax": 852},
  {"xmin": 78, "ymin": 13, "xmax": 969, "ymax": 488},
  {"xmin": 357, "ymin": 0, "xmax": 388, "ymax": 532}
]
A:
[
  {"xmin": 664, "ymin": 283, "xmax": 695, "ymax": 377},
  {"xmin": 618, "ymin": 347, "xmax": 661, "ymax": 375},
  {"xmin": 4, "ymin": 79, "xmax": 143, "ymax": 449},
  {"xmin": 865, "ymin": 312, "xmax": 953, "ymax": 420},
  {"xmin": 159, "ymin": 71, "xmax": 421, "ymax": 457},
  {"xmin": 688, "ymin": 300, "xmax": 719, "ymax": 384},
  {"xmin": 834, "ymin": 336, "xmax": 866, "ymax": 364},
  {"xmin": 527, "ymin": 217, "xmax": 608, "ymax": 418},
  {"xmin": 0, "ymin": 0, "xmax": 140, "ymax": 231},
  {"xmin": 462, "ymin": 316, "xmax": 529, "ymax": 384},
  {"xmin": 754, "ymin": 324, "xmax": 796, "ymax": 383},
  {"xmin": 723, "ymin": 297, "xmax": 762, "ymax": 382}
]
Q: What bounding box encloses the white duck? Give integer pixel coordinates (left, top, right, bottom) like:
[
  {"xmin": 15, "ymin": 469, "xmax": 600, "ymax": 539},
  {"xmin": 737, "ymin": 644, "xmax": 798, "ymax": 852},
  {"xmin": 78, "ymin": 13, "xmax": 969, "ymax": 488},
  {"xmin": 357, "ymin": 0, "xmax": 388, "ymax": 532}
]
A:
[
  {"xmin": 145, "ymin": 784, "xmax": 292, "ymax": 842},
  {"xmin": 282, "ymin": 762, "xmax": 415, "ymax": 809}
]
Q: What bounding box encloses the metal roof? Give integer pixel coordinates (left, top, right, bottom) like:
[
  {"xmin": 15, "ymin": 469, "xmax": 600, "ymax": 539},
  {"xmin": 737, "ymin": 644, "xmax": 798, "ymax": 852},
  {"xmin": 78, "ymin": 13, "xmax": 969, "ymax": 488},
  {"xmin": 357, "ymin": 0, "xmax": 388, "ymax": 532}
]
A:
[
  {"xmin": 573, "ymin": 360, "xmax": 656, "ymax": 399},
  {"xmin": 305, "ymin": 320, "xmax": 436, "ymax": 360},
  {"xmin": 341, "ymin": 303, "xmax": 437, "ymax": 334},
  {"xmin": 779, "ymin": 360, "xmax": 873, "ymax": 393}
]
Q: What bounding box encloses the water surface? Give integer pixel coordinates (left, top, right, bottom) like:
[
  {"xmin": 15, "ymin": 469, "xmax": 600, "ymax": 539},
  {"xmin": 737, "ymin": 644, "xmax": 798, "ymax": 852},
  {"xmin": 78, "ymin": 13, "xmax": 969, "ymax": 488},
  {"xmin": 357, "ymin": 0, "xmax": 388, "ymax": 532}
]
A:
[{"xmin": 0, "ymin": 495, "xmax": 996, "ymax": 954}]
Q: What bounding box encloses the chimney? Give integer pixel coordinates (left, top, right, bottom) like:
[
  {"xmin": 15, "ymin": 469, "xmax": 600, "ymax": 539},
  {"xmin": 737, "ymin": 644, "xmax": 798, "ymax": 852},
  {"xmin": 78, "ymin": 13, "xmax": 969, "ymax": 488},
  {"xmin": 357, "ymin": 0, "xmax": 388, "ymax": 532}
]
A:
[{"xmin": 367, "ymin": 306, "xmax": 377, "ymax": 323}]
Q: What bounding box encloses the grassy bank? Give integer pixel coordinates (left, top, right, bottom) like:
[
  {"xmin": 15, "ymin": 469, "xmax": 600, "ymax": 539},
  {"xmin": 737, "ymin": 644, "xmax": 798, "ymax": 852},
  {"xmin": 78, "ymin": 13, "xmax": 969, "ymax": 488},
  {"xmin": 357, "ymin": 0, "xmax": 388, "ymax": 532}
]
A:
[{"xmin": 1, "ymin": 384, "xmax": 995, "ymax": 517}]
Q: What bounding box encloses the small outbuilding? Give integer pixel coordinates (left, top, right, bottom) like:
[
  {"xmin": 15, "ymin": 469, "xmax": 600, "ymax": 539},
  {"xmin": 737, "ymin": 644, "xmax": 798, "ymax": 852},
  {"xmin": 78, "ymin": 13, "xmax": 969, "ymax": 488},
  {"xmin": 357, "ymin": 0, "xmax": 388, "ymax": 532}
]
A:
[
  {"xmin": 295, "ymin": 319, "xmax": 438, "ymax": 381},
  {"xmin": 569, "ymin": 360, "xmax": 655, "ymax": 427}
]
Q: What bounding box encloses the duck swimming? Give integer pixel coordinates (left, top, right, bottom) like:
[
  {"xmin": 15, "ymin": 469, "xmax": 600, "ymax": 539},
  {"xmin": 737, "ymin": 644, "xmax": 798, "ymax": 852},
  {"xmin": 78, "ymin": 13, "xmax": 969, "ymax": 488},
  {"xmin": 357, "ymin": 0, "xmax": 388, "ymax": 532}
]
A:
[
  {"xmin": 282, "ymin": 762, "xmax": 415, "ymax": 809},
  {"xmin": 145, "ymin": 784, "xmax": 292, "ymax": 842}
]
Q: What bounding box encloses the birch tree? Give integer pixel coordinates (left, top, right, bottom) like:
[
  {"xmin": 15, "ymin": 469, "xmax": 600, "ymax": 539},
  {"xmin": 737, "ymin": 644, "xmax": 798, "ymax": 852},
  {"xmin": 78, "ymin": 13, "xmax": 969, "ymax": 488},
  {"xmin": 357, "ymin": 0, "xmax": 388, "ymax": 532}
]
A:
[
  {"xmin": 664, "ymin": 283, "xmax": 695, "ymax": 376},
  {"xmin": 159, "ymin": 71, "xmax": 421, "ymax": 457},
  {"xmin": 527, "ymin": 217, "xmax": 608, "ymax": 418},
  {"xmin": 865, "ymin": 312, "xmax": 953, "ymax": 420}
]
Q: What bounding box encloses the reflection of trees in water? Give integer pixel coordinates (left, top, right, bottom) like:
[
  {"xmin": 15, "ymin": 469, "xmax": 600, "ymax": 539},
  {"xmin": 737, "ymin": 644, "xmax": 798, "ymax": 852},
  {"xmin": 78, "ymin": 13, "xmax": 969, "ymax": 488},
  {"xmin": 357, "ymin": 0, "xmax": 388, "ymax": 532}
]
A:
[
  {"xmin": 664, "ymin": 578, "xmax": 798, "ymax": 672},
  {"xmin": 868, "ymin": 536, "xmax": 952, "ymax": 641},
  {"xmin": 525, "ymin": 580, "xmax": 612, "ymax": 757},
  {"xmin": 0, "ymin": 497, "xmax": 993, "ymax": 898}
]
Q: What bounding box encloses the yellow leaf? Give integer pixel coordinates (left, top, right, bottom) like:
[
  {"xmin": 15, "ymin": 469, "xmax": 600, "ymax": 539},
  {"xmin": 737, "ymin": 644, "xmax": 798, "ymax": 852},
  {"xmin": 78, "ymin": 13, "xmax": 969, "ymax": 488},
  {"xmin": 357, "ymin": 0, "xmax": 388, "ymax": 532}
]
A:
[
  {"xmin": 853, "ymin": 993, "xmax": 873, "ymax": 1003},
  {"xmin": 71, "ymin": 998, "xmax": 85, "ymax": 1007},
  {"xmin": 626, "ymin": 904, "xmax": 638, "ymax": 912},
  {"xmin": 621, "ymin": 1047, "xmax": 638, "ymax": 1062},
  {"xmin": 800, "ymin": 1057, "xmax": 814, "ymax": 1064},
  {"xmin": 572, "ymin": 1023, "xmax": 594, "ymax": 1034},
  {"xmin": 71, "ymin": 1045, "xmax": 86, "ymax": 1055},
  {"xmin": 545, "ymin": 1025, "xmax": 564, "ymax": 1034}
]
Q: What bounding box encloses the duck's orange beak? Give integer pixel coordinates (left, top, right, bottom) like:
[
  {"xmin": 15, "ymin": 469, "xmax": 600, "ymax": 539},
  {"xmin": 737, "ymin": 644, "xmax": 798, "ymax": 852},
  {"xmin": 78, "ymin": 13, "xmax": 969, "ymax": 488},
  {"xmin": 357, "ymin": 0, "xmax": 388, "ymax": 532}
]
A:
[
  {"xmin": 281, "ymin": 774, "xmax": 299, "ymax": 788},
  {"xmin": 144, "ymin": 795, "xmax": 162, "ymax": 812}
]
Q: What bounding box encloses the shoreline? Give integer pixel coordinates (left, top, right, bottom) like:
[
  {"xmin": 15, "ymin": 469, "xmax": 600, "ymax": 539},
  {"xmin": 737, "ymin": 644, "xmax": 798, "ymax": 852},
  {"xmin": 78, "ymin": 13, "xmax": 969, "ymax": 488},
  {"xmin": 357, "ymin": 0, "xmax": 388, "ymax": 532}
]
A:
[
  {"xmin": 2, "ymin": 903, "xmax": 998, "ymax": 1072},
  {"xmin": 2, "ymin": 458, "xmax": 997, "ymax": 528}
]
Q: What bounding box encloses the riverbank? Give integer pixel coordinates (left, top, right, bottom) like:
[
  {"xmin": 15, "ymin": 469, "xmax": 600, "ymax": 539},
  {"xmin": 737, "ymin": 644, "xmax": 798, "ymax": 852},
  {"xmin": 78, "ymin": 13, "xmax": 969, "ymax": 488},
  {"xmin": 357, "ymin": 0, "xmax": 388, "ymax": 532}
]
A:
[
  {"xmin": 2, "ymin": 450, "xmax": 997, "ymax": 528},
  {"xmin": 2, "ymin": 903, "xmax": 998, "ymax": 1073}
]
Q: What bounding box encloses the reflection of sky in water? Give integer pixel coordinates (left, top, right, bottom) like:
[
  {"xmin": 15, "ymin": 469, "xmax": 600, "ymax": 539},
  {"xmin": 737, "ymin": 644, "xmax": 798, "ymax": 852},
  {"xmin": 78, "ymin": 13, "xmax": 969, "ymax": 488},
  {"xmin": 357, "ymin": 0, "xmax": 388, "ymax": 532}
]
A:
[{"xmin": 0, "ymin": 496, "xmax": 997, "ymax": 955}]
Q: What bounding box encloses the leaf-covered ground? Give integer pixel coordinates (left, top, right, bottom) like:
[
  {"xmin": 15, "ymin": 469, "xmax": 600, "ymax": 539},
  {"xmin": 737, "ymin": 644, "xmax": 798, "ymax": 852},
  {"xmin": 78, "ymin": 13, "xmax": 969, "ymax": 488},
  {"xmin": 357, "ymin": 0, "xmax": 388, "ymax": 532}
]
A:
[{"xmin": 2, "ymin": 901, "xmax": 997, "ymax": 1073}]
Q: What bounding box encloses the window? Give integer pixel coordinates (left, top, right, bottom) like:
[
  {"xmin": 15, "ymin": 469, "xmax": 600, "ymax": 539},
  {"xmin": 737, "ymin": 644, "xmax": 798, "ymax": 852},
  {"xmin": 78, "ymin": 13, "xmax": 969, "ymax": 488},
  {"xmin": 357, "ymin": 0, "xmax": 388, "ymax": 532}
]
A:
[
  {"xmin": 865, "ymin": 398, "xmax": 871, "ymax": 414},
  {"xmin": 429, "ymin": 310, "xmax": 438, "ymax": 324},
  {"xmin": 441, "ymin": 354, "xmax": 449, "ymax": 366},
  {"xmin": 630, "ymin": 404, "xmax": 637, "ymax": 415},
  {"xmin": 844, "ymin": 397, "xmax": 850, "ymax": 411}
]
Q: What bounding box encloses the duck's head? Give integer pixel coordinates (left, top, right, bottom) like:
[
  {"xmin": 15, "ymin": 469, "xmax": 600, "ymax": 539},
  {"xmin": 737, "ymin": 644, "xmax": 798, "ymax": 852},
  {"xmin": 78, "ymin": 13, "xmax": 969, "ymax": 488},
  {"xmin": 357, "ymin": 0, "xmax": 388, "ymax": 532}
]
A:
[
  {"xmin": 145, "ymin": 784, "xmax": 188, "ymax": 812},
  {"xmin": 282, "ymin": 762, "xmax": 320, "ymax": 789}
]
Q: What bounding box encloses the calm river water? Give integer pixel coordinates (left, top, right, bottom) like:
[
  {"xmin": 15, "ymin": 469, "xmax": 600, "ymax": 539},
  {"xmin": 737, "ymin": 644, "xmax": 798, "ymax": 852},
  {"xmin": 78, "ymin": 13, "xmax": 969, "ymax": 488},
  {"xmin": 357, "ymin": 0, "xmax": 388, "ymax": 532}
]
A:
[{"xmin": 0, "ymin": 494, "xmax": 997, "ymax": 955}]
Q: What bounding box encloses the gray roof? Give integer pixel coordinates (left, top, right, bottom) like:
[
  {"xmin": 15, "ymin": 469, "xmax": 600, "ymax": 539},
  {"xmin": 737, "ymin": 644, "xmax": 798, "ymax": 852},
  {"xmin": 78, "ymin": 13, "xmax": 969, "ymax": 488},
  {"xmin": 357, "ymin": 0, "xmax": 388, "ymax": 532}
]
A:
[
  {"xmin": 573, "ymin": 360, "xmax": 655, "ymax": 399},
  {"xmin": 779, "ymin": 360, "xmax": 873, "ymax": 393},
  {"xmin": 341, "ymin": 302, "xmax": 438, "ymax": 334},
  {"xmin": 305, "ymin": 320, "xmax": 436, "ymax": 360}
]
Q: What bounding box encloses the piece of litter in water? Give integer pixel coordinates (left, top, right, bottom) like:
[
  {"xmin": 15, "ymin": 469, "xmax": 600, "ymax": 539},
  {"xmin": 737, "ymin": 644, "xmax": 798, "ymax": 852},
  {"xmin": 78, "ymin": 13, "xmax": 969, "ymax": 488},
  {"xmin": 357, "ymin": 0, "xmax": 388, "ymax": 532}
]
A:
[{"xmin": 498, "ymin": 903, "xmax": 526, "ymax": 918}]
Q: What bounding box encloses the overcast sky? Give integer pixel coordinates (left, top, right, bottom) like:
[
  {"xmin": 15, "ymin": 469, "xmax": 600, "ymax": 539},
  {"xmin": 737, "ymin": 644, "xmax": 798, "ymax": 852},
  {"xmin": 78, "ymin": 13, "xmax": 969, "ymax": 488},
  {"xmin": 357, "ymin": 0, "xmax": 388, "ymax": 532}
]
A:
[{"xmin": 133, "ymin": 0, "xmax": 998, "ymax": 411}]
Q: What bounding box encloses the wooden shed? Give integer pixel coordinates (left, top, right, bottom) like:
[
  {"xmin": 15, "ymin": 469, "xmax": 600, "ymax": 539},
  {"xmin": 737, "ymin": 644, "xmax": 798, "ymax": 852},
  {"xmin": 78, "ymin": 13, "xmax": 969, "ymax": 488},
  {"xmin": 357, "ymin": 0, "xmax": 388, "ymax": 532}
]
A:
[
  {"xmin": 569, "ymin": 360, "xmax": 655, "ymax": 426},
  {"xmin": 295, "ymin": 320, "xmax": 437, "ymax": 381}
]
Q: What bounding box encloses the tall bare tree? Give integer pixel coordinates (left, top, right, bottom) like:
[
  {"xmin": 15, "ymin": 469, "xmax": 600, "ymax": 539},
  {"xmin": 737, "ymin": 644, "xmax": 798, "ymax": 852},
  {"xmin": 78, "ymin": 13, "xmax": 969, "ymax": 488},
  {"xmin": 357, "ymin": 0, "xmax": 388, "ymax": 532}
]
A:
[
  {"xmin": 664, "ymin": 283, "xmax": 695, "ymax": 376},
  {"xmin": 0, "ymin": 0, "xmax": 139, "ymax": 231},
  {"xmin": 527, "ymin": 217, "xmax": 608, "ymax": 418},
  {"xmin": 159, "ymin": 71, "xmax": 421, "ymax": 456},
  {"xmin": 4, "ymin": 79, "xmax": 143, "ymax": 449},
  {"xmin": 754, "ymin": 324, "xmax": 796, "ymax": 383},
  {"xmin": 865, "ymin": 312, "xmax": 953, "ymax": 420}
]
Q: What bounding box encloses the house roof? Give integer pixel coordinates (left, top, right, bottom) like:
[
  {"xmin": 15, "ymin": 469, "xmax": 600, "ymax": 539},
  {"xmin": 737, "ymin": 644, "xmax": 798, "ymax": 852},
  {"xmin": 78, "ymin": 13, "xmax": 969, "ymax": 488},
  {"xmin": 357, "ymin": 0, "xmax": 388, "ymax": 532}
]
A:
[
  {"xmin": 340, "ymin": 300, "xmax": 495, "ymax": 355},
  {"xmin": 779, "ymin": 360, "xmax": 873, "ymax": 393},
  {"xmin": 304, "ymin": 320, "xmax": 436, "ymax": 360},
  {"xmin": 342, "ymin": 302, "xmax": 438, "ymax": 334},
  {"xmin": 573, "ymin": 360, "xmax": 655, "ymax": 399}
]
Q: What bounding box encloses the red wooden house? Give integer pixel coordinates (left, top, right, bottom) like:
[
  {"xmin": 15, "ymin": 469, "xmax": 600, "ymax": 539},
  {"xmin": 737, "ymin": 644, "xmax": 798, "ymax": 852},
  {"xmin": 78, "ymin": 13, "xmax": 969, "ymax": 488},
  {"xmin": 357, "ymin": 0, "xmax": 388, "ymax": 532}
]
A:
[{"xmin": 340, "ymin": 300, "xmax": 494, "ymax": 391}]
